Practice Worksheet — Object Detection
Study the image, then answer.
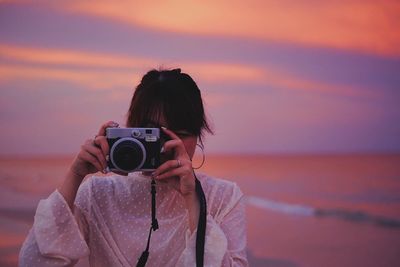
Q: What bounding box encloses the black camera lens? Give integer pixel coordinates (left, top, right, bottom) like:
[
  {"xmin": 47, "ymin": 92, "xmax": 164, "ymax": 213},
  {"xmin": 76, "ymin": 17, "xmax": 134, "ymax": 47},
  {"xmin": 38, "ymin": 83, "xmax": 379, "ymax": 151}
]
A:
[{"xmin": 112, "ymin": 139, "xmax": 145, "ymax": 172}]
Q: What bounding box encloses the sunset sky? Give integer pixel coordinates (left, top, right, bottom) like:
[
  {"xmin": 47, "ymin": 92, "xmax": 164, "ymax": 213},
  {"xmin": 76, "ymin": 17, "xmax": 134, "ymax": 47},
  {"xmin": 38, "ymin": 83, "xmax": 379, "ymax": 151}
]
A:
[{"xmin": 1, "ymin": 0, "xmax": 399, "ymax": 155}]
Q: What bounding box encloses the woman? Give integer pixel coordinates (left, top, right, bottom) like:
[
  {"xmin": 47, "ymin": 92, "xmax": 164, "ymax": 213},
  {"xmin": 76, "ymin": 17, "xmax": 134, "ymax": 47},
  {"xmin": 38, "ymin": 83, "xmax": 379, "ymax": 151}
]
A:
[{"xmin": 19, "ymin": 69, "xmax": 248, "ymax": 266}]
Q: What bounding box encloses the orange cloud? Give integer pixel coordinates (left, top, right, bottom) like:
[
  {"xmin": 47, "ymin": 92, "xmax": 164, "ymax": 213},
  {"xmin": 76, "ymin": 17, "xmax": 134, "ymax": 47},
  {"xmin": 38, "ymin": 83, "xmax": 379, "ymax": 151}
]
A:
[
  {"xmin": 0, "ymin": 44, "xmax": 153, "ymax": 68},
  {"xmin": 0, "ymin": 44, "xmax": 376, "ymax": 99},
  {"xmin": 0, "ymin": 44, "xmax": 265, "ymax": 86},
  {"xmin": 0, "ymin": 64, "xmax": 139, "ymax": 89},
  {"xmin": 58, "ymin": 0, "xmax": 400, "ymax": 57}
]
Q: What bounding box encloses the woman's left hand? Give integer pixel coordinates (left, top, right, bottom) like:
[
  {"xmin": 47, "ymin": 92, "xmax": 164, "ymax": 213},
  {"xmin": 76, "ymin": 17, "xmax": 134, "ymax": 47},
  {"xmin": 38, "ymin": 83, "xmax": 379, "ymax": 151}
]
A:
[{"xmin": 152, "ymin": 127, "xmax": 196, "ymax": 197}]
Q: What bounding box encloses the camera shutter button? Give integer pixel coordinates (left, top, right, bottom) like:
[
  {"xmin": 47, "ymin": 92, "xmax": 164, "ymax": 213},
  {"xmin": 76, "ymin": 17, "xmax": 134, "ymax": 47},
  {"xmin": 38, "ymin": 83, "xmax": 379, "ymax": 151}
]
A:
[{"xmin": 132, "ymin": 130, "xmax": 141, "ymax": 137}]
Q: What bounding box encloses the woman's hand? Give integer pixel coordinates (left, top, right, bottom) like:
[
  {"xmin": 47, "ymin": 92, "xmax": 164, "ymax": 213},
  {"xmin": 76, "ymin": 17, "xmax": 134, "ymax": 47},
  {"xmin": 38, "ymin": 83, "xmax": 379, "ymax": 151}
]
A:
[
  {"xmin": 59, "ymin": 121, "xmax": 118, "ymax": 209},
  {"xmin": 69, "ymin": 121, "xmax": 117, "ymax": 180},
  {"xmin": 152, "ymin": 127, "xmax": 199, "ymax": 232},
  {"xmin": 152, "ymin": 127, "xmax": 196, "ymax": 197}
]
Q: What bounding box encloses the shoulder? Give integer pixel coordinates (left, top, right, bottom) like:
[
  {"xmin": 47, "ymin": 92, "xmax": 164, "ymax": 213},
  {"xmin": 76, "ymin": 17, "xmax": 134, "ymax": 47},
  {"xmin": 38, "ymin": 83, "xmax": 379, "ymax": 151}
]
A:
[
  {"xmin": 196, "ymin": 172, "xmax": 243, "ymax": 198},
  {"xmin": 195, "ymin": 172, "xmax": 244, "ymax": 221}
]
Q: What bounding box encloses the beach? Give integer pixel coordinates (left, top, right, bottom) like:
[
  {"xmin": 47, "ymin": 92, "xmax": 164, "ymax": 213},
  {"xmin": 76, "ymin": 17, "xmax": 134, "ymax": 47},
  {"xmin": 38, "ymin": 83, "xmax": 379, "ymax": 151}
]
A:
[{"xmin": 1, "ymin": 154, "xmax": 400, "ymax": 266}]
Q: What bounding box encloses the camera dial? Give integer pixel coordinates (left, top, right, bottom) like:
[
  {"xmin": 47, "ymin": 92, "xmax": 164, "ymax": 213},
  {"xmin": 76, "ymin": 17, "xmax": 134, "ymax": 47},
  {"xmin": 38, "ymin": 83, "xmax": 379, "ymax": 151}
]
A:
[{"xmin": 132, "ymin": 130, "xmax": 141, "ymax": 138}]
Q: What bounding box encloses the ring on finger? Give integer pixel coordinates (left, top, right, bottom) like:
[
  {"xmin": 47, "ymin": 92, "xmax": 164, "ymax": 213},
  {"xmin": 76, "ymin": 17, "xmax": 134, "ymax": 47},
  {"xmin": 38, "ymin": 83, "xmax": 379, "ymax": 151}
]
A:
[{"xmin": 176, "ymin": 159, "xmax": 181, "ymax": 168}]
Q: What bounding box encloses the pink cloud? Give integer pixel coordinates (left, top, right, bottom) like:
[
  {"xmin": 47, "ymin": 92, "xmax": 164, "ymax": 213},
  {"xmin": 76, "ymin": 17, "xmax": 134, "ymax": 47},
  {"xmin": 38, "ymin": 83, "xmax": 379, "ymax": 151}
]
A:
[
  {"xmin": 0, "ymin": 44, "xmax": 377, "ymax": 99},
  {"xmin": 58, "ymin": 0, "xmax": 400, "ymax": 57}
]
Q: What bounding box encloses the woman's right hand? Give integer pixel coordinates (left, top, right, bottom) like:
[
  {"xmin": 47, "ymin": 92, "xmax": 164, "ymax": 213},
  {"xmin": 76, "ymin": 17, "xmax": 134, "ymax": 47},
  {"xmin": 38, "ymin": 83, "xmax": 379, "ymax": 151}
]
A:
[{"xmin": 69, "ymin": 121, "xmax": 118, "ymax": 180}]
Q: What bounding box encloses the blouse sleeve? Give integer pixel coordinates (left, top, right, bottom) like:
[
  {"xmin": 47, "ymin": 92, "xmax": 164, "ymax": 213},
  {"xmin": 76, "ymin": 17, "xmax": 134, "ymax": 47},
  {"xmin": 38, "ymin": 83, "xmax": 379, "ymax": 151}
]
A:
[
  {"xmin": 19, "ymin": 185, "xmax": 91, "ymax": 267},
  {"xmin": 177, "ymin": 180, "xmax": 248, "ymax": 267},
  {"xmin": 219, "ymin": 197, "xmax": 248, "ymax": 266}
]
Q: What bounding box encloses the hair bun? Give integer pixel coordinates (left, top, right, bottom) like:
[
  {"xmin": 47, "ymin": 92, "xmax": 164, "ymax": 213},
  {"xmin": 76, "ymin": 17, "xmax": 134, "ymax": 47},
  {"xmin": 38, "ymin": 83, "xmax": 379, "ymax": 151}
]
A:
[{"xmin": 172, "ymin": 68, "xmax": 181, "ymax": 74}]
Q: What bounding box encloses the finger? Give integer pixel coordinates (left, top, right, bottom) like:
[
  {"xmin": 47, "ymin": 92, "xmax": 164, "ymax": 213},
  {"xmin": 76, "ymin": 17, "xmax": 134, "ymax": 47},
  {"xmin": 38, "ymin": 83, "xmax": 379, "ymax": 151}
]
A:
[
  {"xmin": 161, "ymin": 127, "xmax": 180, "ymax": 140},
  {"xmin": 162, "ymin": 139, "xmax": 189, "ymax": 158},
  {"xmin": 162, "ymin": 139, "xmax": 183, "ymax": 152},
  {"xmin": 153, "ymin": 159, "xmax": 180, "ymax": 177},
  {"xmin": 155, "ymin": 168, "xmax": 181, "ymax": 180},
  {"xmin": 79, "ymin": 150, "xmax": 104, "ymax": 172},
  {"xmin": 83, "ymin": 142, "xmax": 107, "ymax": 170},
  {"xmin": 153, "ymin": 158, "xmax": 190, "ymax": 177},
  {"xmin": 155, "ymin": 166, "xmax": 192, "ymax": 180},
  {"xmin": 97, "ymin": 120, "xmax": 119, "ymax": 136},
  {"xmin": 94, "ymin": 136, "xmax": 109, "ymax": 158}
]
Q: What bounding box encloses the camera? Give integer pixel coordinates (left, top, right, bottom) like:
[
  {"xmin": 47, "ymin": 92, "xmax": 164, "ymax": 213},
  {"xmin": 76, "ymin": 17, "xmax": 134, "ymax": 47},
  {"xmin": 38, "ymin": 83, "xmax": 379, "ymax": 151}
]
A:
[{"xmin": 106, "ymin": 127, "xmax": 162, "ymax": 173}]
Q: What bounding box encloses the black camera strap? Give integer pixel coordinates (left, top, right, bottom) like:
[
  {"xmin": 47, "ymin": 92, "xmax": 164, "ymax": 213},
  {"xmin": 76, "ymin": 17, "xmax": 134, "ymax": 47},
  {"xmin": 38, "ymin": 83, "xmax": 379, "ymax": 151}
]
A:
[
  {"xmin": 194, "ymin": 172, "xmax": 207, "ymax": 267},
  {"xmin": 136, "ymin": 179, "xmax": 159, "ymax": 267},
  {"xmin": 136, "ymin": 174, "xmax": 207, "ymax": 267}
]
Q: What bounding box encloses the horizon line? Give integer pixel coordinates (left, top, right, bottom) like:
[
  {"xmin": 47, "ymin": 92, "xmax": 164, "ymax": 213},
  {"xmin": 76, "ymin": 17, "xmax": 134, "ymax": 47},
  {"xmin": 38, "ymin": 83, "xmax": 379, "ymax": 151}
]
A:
[{"xmin": 1, "ymin": 151, "xmax": 400, "ymax": 160}]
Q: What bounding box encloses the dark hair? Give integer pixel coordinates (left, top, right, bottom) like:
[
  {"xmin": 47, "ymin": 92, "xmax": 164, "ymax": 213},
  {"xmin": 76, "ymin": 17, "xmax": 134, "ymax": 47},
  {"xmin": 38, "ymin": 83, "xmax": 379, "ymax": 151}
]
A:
[{"xmin": 126, "ymin": 68, "xmax": 213, "ymax": 142}]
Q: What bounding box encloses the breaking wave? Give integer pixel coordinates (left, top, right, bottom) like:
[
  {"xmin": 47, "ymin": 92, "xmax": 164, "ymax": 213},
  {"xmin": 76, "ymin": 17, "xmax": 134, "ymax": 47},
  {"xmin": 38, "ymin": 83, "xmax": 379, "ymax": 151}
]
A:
[{"xmin": 246, "ymin": 195, "xmax": 400, "ymax": 229}]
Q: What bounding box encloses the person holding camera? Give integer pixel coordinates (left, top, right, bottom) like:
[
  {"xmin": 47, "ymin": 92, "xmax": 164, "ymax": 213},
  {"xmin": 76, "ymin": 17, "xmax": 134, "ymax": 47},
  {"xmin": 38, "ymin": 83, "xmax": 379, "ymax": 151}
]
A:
[{"xmin": 19, "ymin": 69, "xmax": 248, "ymax": 267}]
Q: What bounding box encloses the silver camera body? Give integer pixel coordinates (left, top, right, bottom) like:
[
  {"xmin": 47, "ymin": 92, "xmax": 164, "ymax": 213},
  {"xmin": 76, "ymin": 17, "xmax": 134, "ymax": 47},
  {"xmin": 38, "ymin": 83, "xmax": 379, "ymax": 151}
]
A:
[{"xmin": 106, "ymin": 127, "xmax": 161, "ymax": 173}]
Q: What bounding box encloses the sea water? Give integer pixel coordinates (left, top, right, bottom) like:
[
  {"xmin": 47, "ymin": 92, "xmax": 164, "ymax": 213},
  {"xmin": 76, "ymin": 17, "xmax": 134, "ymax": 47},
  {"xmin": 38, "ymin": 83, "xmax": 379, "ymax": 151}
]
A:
[{"xmin": 1, "ymin": 154, "xmax": 399, "ymax": 267}]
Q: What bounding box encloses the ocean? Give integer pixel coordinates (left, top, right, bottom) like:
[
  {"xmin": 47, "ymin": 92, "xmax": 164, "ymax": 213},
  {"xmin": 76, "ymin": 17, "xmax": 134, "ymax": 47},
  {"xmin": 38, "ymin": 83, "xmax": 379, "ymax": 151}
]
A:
[{"xmin": 1, "ymin": 154, "xmax": 399, "ymax": 267}]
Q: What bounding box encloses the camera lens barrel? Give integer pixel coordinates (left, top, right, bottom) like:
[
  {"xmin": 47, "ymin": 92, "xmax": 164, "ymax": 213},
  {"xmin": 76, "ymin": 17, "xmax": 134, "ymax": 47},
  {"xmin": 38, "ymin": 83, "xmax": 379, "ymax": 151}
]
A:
[{"xmin": 110, "ymin": 137, "xmax": 147, "ymax": 172}]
